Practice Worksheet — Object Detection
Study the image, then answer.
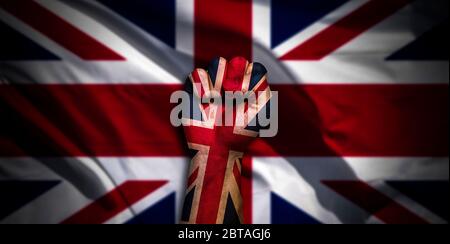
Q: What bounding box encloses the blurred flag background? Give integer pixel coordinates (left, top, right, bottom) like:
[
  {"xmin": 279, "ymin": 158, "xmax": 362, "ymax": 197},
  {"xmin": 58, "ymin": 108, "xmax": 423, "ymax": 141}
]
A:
[{"xmin": 0, "ymin": 0, "xmax": 448, "ymax": 224}]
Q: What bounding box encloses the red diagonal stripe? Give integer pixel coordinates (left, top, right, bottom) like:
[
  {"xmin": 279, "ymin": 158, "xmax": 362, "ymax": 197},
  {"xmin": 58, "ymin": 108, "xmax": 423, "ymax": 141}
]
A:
[
  {"xmin": 0, "ymin": 84, "xmax": 447, "ymax": 157},
  {"xmin": 322, "ymin": 180, "xmax": 428, "ymax": 224},
  {"xmin": 281, "ymin": 0, "xmax": 412, "ymax": 60},
  {"xmin": 61, "ymin": 180, "xmax": 167, "ymax": 224},
  {"xmin": 0, "ymin": 0, "xmax": 125, "ymax": 60},
  {"xmin": 187, "ymin": 167, "xmax": 199, "ymax": 188}
]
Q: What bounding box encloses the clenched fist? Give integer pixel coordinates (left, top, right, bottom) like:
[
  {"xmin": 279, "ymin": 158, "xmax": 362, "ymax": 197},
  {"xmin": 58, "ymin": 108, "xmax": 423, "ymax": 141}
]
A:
[{"xmin": 173, "ymin": 57, "xmax": 273, "ymax": 224}]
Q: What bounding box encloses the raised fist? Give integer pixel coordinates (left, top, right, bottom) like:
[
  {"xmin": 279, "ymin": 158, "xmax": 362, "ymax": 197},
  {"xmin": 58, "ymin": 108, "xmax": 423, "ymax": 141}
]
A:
[{"xmin": 176, "ymin": 57, "xmax": 272, "ymax": 224}]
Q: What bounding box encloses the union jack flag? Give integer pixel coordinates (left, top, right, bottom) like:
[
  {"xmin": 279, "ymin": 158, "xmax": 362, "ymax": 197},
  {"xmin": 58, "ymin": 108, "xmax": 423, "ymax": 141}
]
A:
[{"xmin": 0, "ymin": 0, "xmax": 448, "ymax": 224}]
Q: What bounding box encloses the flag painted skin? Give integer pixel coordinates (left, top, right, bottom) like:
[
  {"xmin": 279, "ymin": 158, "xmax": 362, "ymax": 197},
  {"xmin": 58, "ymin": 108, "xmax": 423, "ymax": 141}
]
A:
[{"xmin": 181, "ymin": 57, "xmax": 271, "ymax": 224}]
